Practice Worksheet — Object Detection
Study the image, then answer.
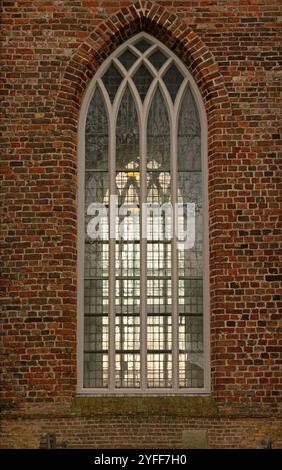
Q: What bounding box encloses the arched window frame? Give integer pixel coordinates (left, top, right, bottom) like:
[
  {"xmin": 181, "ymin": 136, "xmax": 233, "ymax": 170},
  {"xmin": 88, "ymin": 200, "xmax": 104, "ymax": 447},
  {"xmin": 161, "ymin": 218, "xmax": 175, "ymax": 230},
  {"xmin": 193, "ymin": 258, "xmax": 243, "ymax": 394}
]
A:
[{"xmin": 77, "ymin": 32, "xmax": 210, "ymax": 395}]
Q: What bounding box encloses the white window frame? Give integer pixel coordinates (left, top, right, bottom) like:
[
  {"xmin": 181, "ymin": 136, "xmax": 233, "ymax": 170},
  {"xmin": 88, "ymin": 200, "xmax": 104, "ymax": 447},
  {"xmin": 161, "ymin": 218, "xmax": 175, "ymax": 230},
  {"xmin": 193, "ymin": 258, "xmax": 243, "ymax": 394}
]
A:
[{"xmin": 77, "ymin": 32, "xmax": 210, "ymax": 395}]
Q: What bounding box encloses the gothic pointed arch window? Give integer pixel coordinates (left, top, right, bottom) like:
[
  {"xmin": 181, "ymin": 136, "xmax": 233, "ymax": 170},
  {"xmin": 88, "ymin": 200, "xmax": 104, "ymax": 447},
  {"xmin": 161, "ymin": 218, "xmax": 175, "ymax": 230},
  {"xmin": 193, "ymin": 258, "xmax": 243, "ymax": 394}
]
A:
[{"xmin": 78, "ymin": 33, "xmax": 209, "ymax": 394}]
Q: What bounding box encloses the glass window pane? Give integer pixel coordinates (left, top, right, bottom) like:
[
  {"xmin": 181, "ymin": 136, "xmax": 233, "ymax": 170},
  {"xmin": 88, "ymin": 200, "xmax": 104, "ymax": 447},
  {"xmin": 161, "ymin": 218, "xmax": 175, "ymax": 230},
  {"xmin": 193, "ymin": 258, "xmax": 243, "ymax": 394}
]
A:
[
  {"xmin": 147, "ymin": 352, "xmax": 172, "ymax": 388},
  {"xmin": 84, "ymin": 352, "xmax": 109, "ymax": 388},
  {"xmin": 178, "ymin": 88, "xmax": 201, "ymax": 171},
  {"xmin": 177, "ymin": 173, "xmax": 203, "ymax": 278},
  {"xmin": 177, "ymin": 88, "xmax": 203, "ymax": 389},
  {"xmin": 84, "ymin": 281, "xmax": 109, "ymax": 388},
  {"xmin": 116, "ymin": 88, "xmax": 139, "ymax": 170},
  {"xmin": 148, "ymin": 50, "xmax": 168, "ymax": 70},
  {"xmin": 163, "ymin": 63, "xmax": 184, "ymax": 102},
  {"xmin": 102, "ymin": 63, "xmax": 123, "ymax": 103},
  {"xmin": 84, "ymin": 86, "xmax": 109, "ymax": 389},
  {"xmin": 179, "ymin": 314, "xmax": 204, "ymax": 388},
  {"xmin": 147, "ymin": 87, "xmax": 172, "ymax": 388},
  {"xmin": 85, "ymin": 88, "xmax": 108, "ymax": 170},
  {"xmin": 132, "ymin": 64, "xmax": 153, "ymax": 102},
  {"xmin": 134, "ymin": 38, "xmax": 151, "ymax": 53},
  {"xmin": 115, "ymin": 353, "xmax": 140, "ymax": 388},
  {"xmin": 115, "ymin": 316, "xmax": 140, "ymax": 388},
  {"xmin": 85, "ymin": 172, "xmax": 109, "ymax": 209},
  {"xmin": 118, "ymin": 49, "xmax": 137, "ymax": 70},
  {"xmin": 147, "ymin": 88, "xmax": 170, "ymax": 171},
  {"xmin": 178, "ymin": 279, "xmax": 203, "ymax": 316},
  {"xmin": 115, "ymin": 87, "xmax": 140, "ymax": 388}
]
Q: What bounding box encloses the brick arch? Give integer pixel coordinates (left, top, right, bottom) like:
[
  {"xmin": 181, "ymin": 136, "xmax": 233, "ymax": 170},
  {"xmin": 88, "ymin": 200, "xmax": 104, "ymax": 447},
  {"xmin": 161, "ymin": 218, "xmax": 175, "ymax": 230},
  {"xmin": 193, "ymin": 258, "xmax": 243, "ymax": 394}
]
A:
[{"xmin": 55, "ymin": 0, "xmax": 230, "ymax": 125}]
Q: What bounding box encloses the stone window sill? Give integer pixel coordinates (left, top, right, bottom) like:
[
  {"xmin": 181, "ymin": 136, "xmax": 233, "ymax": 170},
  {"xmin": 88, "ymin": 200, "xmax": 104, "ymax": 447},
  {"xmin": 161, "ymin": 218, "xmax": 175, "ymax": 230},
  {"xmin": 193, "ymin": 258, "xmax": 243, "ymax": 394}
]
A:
[{"xmin": 71, "ymin": 396, "xmax": 217, "ymax": 417}]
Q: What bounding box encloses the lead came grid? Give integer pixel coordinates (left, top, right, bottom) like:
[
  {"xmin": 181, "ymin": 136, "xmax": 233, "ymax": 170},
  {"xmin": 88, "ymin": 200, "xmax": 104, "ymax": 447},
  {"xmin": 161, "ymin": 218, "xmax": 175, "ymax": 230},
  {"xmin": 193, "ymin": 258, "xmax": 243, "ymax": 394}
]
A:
[
  {"xmin": 177, "ymin": 88, "xmax": 204, "ymax": 388},
  {"xmin": 146, "ymin": 87, "xmax": 172, "ymax": 388},
  {"xmin": 84, "ymin": 88, "xmax": 109, "ymax": 388},
  {"xmin": 115, "ymin": 87, "xmax": 140, "ymax": 388}
]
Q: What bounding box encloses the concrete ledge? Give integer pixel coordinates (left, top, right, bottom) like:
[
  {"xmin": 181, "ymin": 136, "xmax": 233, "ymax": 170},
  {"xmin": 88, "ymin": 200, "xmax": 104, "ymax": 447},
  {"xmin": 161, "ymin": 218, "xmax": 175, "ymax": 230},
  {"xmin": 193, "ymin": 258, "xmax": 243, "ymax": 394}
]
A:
[{"xmin": 71, "ymin": 396, "xmax": 218, "ymax": 417}]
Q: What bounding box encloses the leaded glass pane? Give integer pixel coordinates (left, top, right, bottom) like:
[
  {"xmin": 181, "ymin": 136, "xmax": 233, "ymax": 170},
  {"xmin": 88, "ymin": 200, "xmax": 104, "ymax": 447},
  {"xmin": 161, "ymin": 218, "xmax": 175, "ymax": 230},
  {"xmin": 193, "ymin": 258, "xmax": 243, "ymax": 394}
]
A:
[
  {"xmin": 85, "ymin": 173, "xmax": 109, "ymax": 210},
  {"xmin": 102, "ymin": 63, "xmax": 123, "ymax": 102},
  {"xmin": 178, "ymin": 88, "xmax": 201, "ymax": 171},
  {"xmin": 147, "ymin": 315, "xmax": 172, "ymax": 388},
  {"xmin": 147, "ymin": 87, "xmax": 172, "ymax": 388},
  {"xmin": 116, "ymin": 88, "xmax": 139, "ymax": 170},
  {"xmin": 115, "ymin": 87, "xmax": 140, "ymax": 388},
  {"xmin": 85, "ymin": 88, "xmax": 108, "ymax": 170},
  {"xmin": 84, "ymin": 240, "xmax": 108, "ymax": 279},
  {"xmin": 84, "ymin": 317, "xmax": 108, "ymax": 349},
  {"xmin": 84, "ymin": 85, "xmax": 109, "ymax": 389},
  {"xmin": 118, "ymin": 49, "xmax": 137, "ymax": 70},
  {"xmin": 178, "ymin": 279, "xmax": 203, "ymax": 316},
  {"xmin": 177, "ymin": 88, "xmax": 203, "ymax": 389},
  {"xmin": 134, "ymin": 38, "xmax": 151, "ymax": 53},
  {"xmin": 84, "ymin": 278, "xmax": 109, "ymax": 387},
  {"xmin": 179, "ymin": 314, "xmax": 204, "ymax": 388},
  {"xmin": 148, "ymin": 50, "xmax": 168, "ymax": 70},
  {"xmin": 132, "ymin": 64, "xmax": 153, "ymax": 102},
  {"xmin": 163, "ymin": 63, "xmax": 184, "ymax": 102},
  {"xmin": 84, "ymin": 351, "xmax": 108, "ymax": 388},
  {"xmin": 177, "ymin": 173, "xmax": 202, "ymax": 278},
  {"xmin": 147, "ymin": 88, "xmax": 170, "ymax": 171}
]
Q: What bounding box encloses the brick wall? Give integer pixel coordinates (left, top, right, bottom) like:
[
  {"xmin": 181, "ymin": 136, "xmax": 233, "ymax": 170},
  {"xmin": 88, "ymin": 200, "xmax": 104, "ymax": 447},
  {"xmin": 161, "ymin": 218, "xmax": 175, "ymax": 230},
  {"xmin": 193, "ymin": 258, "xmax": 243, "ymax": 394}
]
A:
[
  {"xmin": 1, "ymin": 0, "xmax": 281, "ymax": 448},
  {"xmin": 1, "ymin": 414, "xmax": 282, "ymax": 449}
]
